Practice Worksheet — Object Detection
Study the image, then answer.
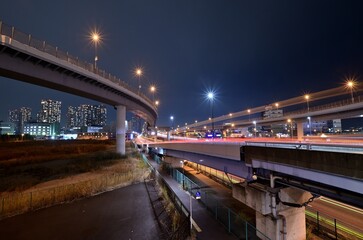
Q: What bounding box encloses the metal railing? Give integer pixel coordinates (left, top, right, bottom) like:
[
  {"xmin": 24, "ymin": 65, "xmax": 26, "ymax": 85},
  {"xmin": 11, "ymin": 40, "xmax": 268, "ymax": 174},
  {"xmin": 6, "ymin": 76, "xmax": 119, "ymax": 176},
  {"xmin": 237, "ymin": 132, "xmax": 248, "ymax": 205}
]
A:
[
  {"xmin": 0, "ymin": 20, "xmax": 155, "ymax": 108},
  {"xmin": 284, "ymin": 96, "xmax": 363, "ymax": 117},
  {"xmin": 306, "ymin": 206, "xmax": 363, "ymax": 239},
  {"xmin": 244, "ymin": 141, "xmax": 363, "ymax": 154},
  {"xmin": 142, "ymin": 155, "xmax": 191, "ymax": 239},
  {"xmin": 170, "ymin": 168, "xmax": 270, "ymax": 240}
]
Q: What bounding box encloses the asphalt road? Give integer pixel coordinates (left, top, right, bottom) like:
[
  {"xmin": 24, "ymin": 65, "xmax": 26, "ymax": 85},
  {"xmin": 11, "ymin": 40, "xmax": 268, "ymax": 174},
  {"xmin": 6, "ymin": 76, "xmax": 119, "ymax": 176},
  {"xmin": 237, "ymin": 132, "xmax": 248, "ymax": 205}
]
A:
[
  {"xmin": 309, "ymin": 197, "xmax": 363, "ymax": 231},
  {"xmin": 0, "ymin": 183, "xmax": 160, "ymax": 240}
]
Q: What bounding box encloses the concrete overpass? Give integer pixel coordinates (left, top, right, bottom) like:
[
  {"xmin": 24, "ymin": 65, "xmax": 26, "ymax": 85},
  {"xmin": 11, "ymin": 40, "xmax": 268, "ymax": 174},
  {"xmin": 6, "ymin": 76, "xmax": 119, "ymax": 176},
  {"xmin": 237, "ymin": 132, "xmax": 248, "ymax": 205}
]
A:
[
  {"xmin": 178, "ymin": 86, "xmax": 363, "ymax": 139},
  {"xmin": 0, "ymin": 21, "xmax": 157, "ymax": 154},
  {"xmin": 148, "ymin": 140, "xmax": 363, "ymax": 239}
]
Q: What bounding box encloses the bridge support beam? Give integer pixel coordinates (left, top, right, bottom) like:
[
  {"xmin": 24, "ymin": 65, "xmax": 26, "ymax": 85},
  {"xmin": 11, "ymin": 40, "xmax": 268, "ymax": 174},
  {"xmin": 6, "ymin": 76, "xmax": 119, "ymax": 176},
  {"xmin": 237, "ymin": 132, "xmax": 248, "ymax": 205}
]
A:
[
  {"xmin": 116, "ymin": 105, "xmax": 126, "ymax": 155},
  {"xmin": 233, "ymin": 183, "xmax": 312, "ymax": 240},
  {"xmin": 296, "ymin": 122, "xmax": 304, "ymax": 140}
]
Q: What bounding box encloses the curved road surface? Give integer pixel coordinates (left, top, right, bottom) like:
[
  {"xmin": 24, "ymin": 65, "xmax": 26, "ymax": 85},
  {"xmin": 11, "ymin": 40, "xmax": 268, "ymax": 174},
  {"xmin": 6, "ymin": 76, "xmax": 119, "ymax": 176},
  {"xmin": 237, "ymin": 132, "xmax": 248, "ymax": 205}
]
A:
[{"xmin": 0, "ymin": 183, "xmax": 160, "ymax": 240}]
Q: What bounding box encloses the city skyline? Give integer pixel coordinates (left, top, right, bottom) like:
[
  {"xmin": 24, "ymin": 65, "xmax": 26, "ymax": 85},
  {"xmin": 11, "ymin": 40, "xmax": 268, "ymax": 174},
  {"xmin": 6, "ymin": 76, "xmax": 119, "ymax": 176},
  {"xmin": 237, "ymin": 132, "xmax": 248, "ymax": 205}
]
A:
[
  {"xmin": 1, "ymin": 1, "xmax": 363, "ymax": 127},
  {"xmin": 5, "ymin": 98, "xmax": 109, "ymax": 128}
]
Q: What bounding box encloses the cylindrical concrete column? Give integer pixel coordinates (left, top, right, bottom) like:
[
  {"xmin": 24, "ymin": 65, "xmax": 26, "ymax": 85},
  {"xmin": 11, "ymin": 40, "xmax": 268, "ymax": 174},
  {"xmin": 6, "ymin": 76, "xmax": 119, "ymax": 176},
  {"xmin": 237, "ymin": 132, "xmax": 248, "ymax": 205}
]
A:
[
  {"xmin": 116, "ymin": 105, "xmax": 126, "ymax": 155},
  {"xmin": 296, "ymin": 122, "xmax": 304, "ymax": 140}
]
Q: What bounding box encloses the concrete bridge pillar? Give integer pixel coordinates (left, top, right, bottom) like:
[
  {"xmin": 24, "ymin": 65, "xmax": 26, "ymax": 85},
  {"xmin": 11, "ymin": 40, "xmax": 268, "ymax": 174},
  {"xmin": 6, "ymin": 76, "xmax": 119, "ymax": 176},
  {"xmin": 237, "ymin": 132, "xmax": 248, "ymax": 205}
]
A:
[
  {"xmin": 296, "ymin": 122, "xmax": 304, "ymax": 140},
  {"xmin": 233, "ymin": 182, "xmax": 312, "ymax": 240},
  {"xmin": 116, "ymin": 105, "xmax": 126, "ymax": 155}
]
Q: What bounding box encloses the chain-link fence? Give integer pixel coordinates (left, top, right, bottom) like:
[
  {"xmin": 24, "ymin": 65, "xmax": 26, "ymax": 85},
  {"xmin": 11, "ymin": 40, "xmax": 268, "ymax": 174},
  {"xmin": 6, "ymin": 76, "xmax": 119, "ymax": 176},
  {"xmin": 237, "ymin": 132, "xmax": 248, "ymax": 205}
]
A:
[
  {"xmin": 142, "ymin": 155, "xmax": 191, "ymax": 240},
  {"xmin": 168, "ymin": 167, "xmax": 270, "ymax": 240}
]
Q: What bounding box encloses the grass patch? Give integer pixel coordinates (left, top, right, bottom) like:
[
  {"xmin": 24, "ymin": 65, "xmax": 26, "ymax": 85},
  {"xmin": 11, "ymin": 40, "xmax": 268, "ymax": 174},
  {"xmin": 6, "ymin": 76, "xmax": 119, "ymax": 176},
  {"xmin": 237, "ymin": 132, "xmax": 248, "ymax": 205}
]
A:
[{"xmin": 0, "ymin": 140, "xmax": 138, "ymax": 192}]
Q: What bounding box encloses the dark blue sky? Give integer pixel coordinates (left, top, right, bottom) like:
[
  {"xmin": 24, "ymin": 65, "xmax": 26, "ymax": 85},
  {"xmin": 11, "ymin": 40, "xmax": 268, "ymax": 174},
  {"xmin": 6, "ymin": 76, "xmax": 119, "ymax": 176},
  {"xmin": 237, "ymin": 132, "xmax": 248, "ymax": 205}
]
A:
[{"xmin": 1, "ymin": 1, "xmax": 363, "ymax": 127}]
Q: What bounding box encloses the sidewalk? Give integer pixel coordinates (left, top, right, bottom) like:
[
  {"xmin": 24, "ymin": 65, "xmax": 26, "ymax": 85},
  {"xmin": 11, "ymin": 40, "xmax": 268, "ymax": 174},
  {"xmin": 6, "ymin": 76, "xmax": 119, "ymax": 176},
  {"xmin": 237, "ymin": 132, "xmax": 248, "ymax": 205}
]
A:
[
  {"xmin": 147, "ymin": 157, "xmax": 238, "ymax": 240},
  {"xmin": 181, "ymin": 165, "xmax": 256, "ymax": 222}
]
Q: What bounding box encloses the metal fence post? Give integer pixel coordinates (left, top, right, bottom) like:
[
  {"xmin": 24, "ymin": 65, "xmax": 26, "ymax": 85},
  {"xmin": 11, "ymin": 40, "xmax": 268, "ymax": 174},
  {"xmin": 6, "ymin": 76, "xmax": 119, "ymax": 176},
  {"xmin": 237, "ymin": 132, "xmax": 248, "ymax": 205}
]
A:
[
  {"xmin": 11, "ymin": 26, "xmax": 14, "ymax": 38},
  {"xmin": 1, "ymin": 197, "xmax": 4, "ymax": 216},
  {"xmin": 334, "ymin": 219, "xmax": 337, "ymax": 239},
  {"xmin": 317, "ymin": 211, "xmax": 320, "ymax": 232},
  {"xmin": 30, "ymin": 192, "xmax": 32, "ymax": 209},
  {"xmin": 228, "ymin": 208, "xmax": 231, "ymax": 233},
  {"xmin": 215, "ymin": 203, "xmax": 218, "ymax": 220},
  {"xmin": 246, "ymin": 221, "xmax": 248, "ymax": 239},
  {"xmin": 28, "ymin": 34, "xmax": 31, "ymax": 45}
]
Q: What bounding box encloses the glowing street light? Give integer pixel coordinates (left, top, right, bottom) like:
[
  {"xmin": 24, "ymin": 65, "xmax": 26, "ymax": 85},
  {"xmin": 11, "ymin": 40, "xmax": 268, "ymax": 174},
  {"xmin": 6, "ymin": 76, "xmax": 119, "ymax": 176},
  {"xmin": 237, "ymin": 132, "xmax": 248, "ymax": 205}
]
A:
[
  {"xmin": 305, "ymin": 94, "xmax": 310, "ymax": 112},
  {"xmin": 150, "ymin": 85, "xmax": 156, "ymax": 101},
  {"xmin": 247, "ymin": 109, "xmax": 251, "ymax": 121},
  {"xmin": 253, "ymin": 120, "xmax": 257, "ymax": 138},
  {"xmin": 90, "ymin": 31, "xmax": 101, "ymax": 69},
  {"xmin": 170, "ymin": 115, "xmax": 174, "ymax": 130},
  {"xmin": 307, "ymin": 116, "xmax": 312, "ymax": 136},
  {"xmin": 155, "ymin": 100, "xmax": 159, "ymax": 107},
  {"xmin": 207, "ymin": 92, "xmax": 215, "ymax": 134},
  {"xmin": 135, "ymin": 68, "xmax": 143, "ymax": 95},
  {"xmin": 287, "ymin": 119, "xmax": 293, "ymax": 139},
  {"xmin": 347, "ymin": 80, "xmax": 355, "ymax": 103},
  {"xmin": 275, "ymin": 103, "xmax": 279, "ymax": 110}
]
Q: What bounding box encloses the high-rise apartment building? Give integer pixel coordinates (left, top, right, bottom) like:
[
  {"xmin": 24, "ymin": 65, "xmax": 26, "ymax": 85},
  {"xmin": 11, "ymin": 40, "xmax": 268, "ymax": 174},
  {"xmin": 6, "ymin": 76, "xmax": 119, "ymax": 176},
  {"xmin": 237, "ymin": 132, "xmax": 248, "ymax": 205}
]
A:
[
  {"xmin": 8, "ymin": 107, "xmax": 32, "ymax": 134},
  {"xmin": 66, "ymin": 104, "xmax": 107, "ymax": 128},
  {"xmin": 37, "ymin": 99, "xmax": 61, "ymax": 123}
]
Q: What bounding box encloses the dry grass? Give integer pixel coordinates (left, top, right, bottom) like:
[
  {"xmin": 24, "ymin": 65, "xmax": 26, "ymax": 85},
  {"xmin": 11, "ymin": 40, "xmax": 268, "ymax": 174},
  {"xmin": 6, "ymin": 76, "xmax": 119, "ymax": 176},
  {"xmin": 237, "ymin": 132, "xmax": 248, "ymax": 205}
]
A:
[
  {"xmin": 0, "ymin": 140, "xmax": 150, "ymax": 219},
  {"xmin": 0, "ymin": 140, "xmax": 114, "ymax": 167},
  {"xmin": 0, "ymin": 140, "xmax": 136, "ymax": 192}
]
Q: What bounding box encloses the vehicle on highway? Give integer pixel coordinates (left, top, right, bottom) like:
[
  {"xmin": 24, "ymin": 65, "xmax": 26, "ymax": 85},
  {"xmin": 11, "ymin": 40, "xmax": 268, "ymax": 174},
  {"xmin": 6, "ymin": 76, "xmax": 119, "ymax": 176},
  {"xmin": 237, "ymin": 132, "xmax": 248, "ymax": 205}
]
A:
[{"xmin": 205, "ymin": 130, "xmax": 222, "ymax": 138}]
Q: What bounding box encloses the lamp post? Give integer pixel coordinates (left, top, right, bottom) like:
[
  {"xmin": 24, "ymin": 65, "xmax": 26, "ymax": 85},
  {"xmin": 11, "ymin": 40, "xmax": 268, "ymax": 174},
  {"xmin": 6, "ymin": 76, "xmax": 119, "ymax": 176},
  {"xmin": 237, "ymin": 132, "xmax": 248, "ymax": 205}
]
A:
[
  {"xmin": 150, "ymin": 85, "xmax": 156, "ymax": 102},
  {"xmin": 170, "ymin": 115, "xmax": 174, "ymax": 130},
  {"xmin": 347, "ymin": 80, "xmax": 355, "ymax": 103},
  {"xmin": 155, "ymin": 100, "xmax": 159, "ymax": 107},
  {"xmin": 253, "ymin": 120, "xmax": 257, "ymax": 138},
  {"xmin": 275, "ymin": 103, "xmax": 279, "ymax": 110},
  {"xmin": 247, "ymin": 109, "xmax": 251, "ymax": 121},
  {"xmin": 91, "ymin": 32, "xmax": 100, "ymax": 69},
  {"xmin": 135, "ymin": 68, "xmax": 142, "ymax": 95},
  {"xmin": 207, "ymin": 92, "xmax": 215, "ymax": 136},
  {"xmin": 180, "ymin": 160, "xmax": 185, "ymax": 189},
  {"xmin": 305, "ymin": 94, "xmax": 310, "ymax": 112},
  {"xmin": 307, "ymin": 117, "xmax": 312, "ymax": 136},
  {"xmin": 287, "ymin": 119, "xmax": 293, "ymax": 139}
]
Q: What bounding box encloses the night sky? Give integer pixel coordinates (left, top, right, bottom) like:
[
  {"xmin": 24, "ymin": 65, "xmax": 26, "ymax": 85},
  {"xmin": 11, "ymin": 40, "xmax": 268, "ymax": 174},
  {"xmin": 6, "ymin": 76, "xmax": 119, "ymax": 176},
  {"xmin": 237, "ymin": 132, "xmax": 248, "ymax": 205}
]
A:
[{"xmin": 1, "ymin": 1, "xmax": 363, "ymax": 127}]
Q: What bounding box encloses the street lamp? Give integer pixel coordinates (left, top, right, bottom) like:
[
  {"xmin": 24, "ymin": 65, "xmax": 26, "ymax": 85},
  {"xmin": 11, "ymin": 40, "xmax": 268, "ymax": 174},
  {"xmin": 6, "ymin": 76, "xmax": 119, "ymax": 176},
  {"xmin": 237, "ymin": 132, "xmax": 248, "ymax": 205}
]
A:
[
  {"xmin": 253, "ymin": 120, "xmax": 257, "ymax": 138},
  {"xmin": 305, "ymin": 94, "xmax": 310, "ymax": 112},
  {"xmin": 90, "ymin": 31, "xmax": 100, "ymax": 69},
  {"xmin": 287, "ymin": 119, "xmax": 293, "ymax": 139},
  {"xmin": 247, "ymin": 109, "xmax": 251, "ymax": 121},
  {"xmin": 135, "ymin": 68, "xmax": 142, "ymax": 95},
  {"xmin": 307, "ymin": 117, "xmax": 312, "ymax": 136},
  {"xmin": 347, "ymin": 80, "xmax": 355, "ymax": 103},
  {"xmin": 150, "ymin": 85, "xmax": 156, "ymax": 102},
  {"xmin": 207, "ymin": 92, "xmax": 215, "ymax": 135},
  {"xmin": 155, "ymin": 100, "xmax": 159, "ymax": 107},
  {"xmin": 275, "ymin": 103, "xmax": 279, "ymax": 110},
  {"xmin": 170, "ymin": 115, "xmax": 174, "ymax": 130},
  {"xmin": 180, "ymin": 160, "xmax": 185, "ymax": 189}
]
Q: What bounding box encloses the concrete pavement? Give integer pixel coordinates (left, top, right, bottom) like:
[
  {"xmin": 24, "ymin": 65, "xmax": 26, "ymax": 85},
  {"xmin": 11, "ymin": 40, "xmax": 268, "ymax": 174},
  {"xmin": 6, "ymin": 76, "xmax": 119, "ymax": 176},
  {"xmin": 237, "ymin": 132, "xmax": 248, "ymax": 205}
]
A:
[
  {"xmin": 147, "ymin": 155, "xmax": 239, "ymax": 240},
  {"xmin": 0, "ymin": 183, "xmax": 160, "ymax": 240}
]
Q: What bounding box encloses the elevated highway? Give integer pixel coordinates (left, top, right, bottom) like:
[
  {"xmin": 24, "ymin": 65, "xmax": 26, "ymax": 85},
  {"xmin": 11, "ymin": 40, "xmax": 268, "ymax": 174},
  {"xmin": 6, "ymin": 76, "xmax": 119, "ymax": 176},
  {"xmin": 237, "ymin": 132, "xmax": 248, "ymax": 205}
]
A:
[
  {"xmin": 0, "ymin": 21, "xmax": 157, "ymax": 154},
  {"xmin": 148, "ymin": 139, "xmax": 363, "ymax": 208},
  {"xmin": 148, "ymin": 139, "xmax": 363, "ymax": 238}
]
